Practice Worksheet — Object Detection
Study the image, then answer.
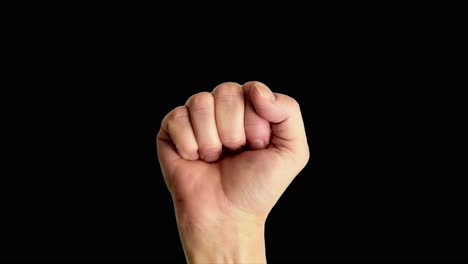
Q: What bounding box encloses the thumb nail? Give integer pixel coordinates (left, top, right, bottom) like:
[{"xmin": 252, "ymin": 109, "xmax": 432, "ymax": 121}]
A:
[
  {"xmin": 251, "ymin": 139, "xmax": 266, "ymax": 149},
  {"xmin": 254, "ymin": 84, "xmax": 276, "ymax": 102}
]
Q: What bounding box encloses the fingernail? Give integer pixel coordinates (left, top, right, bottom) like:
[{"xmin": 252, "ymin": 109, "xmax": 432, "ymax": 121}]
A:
[
  {"xmin": 251, "ymin": 139, "xmax": 266, "ymax": 149},
  {"xmin": 254, "ymin": 84, "xmax": 275, "ymax": 102},
  {"xmin": 202, "ymin": 153, "xmax": 219, "ymax": 162},
  {"xmin": 189, "ymin": 152, "xmax": 199, "ymax": 160}
]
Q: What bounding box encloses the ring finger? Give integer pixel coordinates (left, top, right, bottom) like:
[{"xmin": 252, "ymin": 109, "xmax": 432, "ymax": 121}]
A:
[{"xmin": 186, "ymin": 92, "xmax": 222, "ymax": 162}]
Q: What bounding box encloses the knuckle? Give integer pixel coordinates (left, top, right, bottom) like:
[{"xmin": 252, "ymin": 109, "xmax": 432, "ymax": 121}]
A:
[
  {"xmin": 285, "ymin": 96, "xmax": 301, "ymax": 112},
  {"xmin": 187, "ymin": 92, "xmax": 214, "ymax": 112},
  {"xmin": 179, "ymin": 142, "xmax": 198, "ymax": 154},
  {"xmin": 199, "ymin": 144, "xmax": 222, "ymax": 155},
  {"xmin": 221, "ymin": 136, "xmax": 246, "ymax": 147},
  {"xmin": 244, "ymin": 80, "xmax": 265, "ymax": 88},
  {"xmin": 244, "ymin": 121, "xmax": 269, "ymax": 133},
  {"xmin": 288, "ymin": 97, "xmax": 300, "ymax": 108},
  {"xmin": 213, "ymin": 82, "xmax": 243, "ymax": 103},
  {"xmin": 168, "ymin": 106, "xmax": 189, "ymax": 122},
  {"xmin": 160, "ymin": 115, "xmax": 167, "ymax": 129},
  {"xmin": 180, "ymin": 147, "xmax": 199, "ymax": 160}
]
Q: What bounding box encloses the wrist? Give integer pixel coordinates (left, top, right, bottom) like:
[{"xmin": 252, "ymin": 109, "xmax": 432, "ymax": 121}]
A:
[{"xmin": 176, "ymin": 212, "xmax": 267, "ymax": 264}]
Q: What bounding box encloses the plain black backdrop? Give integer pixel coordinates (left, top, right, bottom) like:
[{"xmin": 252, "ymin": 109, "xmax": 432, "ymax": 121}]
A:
[{"xmin": 2, "ymin": 4, "xmax": 466, "ymax": 262}]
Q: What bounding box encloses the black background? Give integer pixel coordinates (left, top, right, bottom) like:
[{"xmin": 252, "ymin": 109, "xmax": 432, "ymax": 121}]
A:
[{"xmin": 2, "ymin": 3, "xmax": 466, "ymax": 262}]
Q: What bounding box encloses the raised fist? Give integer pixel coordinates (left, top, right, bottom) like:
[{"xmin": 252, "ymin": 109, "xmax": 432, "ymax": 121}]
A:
[{"xmin": 157, "ymin": 81, "xmax": 309, "ymax": 263}]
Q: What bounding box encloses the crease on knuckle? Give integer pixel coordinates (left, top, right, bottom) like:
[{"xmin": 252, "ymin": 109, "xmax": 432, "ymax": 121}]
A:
[
  {"xmin": 187, "ymin": 92, "xmax": 213, "ymax": 113},
  {"xmin": 213, "ymin": 83, "xmax": 243, "ymax": 104},
  {"xmin": 199, "ymin": 145, "xmax": 222, "ymax": 156},
  {"xmin": 289, "ymin": 97, "xmax": 301, "ymax": 110},
  {"xmin": 169, "ymin": 106, "xmax": 189, "ymax": 122},
  {"xmin": 180, "ymin": 148, "xmax": 198, "ymax": 159},
  {"xmin": 221, "ymin": 136, "xmax": 246, "ymax": 147}
]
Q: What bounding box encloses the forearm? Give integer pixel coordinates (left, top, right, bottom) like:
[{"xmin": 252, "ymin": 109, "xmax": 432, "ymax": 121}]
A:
[{"xmin": 177, "ymin": 216, "xmax": 266, "ymax": 264}]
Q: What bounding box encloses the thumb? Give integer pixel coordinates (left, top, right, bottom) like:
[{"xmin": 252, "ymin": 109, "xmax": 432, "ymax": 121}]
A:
[{"xmin": 246, "ymin": 81, "xmax": 309, "ymax": 161}]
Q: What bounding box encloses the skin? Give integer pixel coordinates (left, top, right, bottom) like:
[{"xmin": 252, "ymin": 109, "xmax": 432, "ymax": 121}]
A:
[{"xmin": 157, "ymin": 81, "xmax": 309, "ymax": 263}]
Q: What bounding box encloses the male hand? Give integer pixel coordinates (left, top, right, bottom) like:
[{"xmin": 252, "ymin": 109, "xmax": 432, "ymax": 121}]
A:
[{"xmin": 157, "ymin": 81, "xmax": 309, "ymax": 263}]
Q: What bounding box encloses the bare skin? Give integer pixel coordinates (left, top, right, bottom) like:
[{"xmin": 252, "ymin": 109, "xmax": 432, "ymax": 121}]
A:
[{"xmin": 157, "ymin": 81, "xmax": 309, "ymax": 263}]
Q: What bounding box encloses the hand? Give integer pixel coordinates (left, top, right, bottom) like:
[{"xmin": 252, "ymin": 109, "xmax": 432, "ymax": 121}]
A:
[{"xmin": 157, "ymin": 81, "xmax": 309, "ymax": 263}]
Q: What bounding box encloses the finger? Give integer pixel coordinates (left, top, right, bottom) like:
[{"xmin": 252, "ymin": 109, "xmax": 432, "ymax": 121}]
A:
[
  {"xmin": 157, "ymin": 107, "xmax": 198, "ymax": 187},
  {"xmin": 157, "ymin": 130, "xmax": 185, "ymax": 192},
  {"xmin": 157, "ymin": 129, "xmax": 182, "ymax": 180},
  {"xmin": 212, "ymin": 82, "xmax": 246, "ymax": 151},
  {"xmin": 242, "ymin": 83, "xmax": 271, "ymax": 150},
  {"xmin": 186, "ymin": 92, "xmax": 222, "ymax": 162},
  {"xmin": 160, "ymin": 106, "xmax": 199, "ymax": 161},
  {"xmin": 247, "ymin": 81, "xmax": 309, "ymax": 165}
]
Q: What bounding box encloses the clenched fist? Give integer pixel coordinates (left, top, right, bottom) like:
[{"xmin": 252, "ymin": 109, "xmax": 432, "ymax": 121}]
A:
[{"xmin": 157, "ymin": 81, "xmax": 309, "ymax": 263}]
